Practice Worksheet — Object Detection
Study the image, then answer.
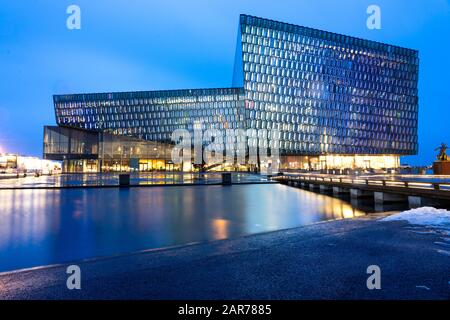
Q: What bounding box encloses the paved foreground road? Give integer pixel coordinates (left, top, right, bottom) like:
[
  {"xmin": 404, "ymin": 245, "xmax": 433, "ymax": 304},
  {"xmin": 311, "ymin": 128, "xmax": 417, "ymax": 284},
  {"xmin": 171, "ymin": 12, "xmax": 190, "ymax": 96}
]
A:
[{"xmin": 1, "ymin": 216, "xmax": 449, "ymax": 299}]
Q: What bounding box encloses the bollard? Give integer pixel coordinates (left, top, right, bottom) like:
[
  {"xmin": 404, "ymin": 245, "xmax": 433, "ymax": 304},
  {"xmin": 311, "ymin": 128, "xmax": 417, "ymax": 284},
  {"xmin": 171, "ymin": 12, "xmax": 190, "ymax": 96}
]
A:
[
  {"xmin": 119, "ymin": 174, "xmax": 130, "ymax": 187},
  {"xmin": 222, "ymin": 173, "xmax": 232, "ymax": 185}
]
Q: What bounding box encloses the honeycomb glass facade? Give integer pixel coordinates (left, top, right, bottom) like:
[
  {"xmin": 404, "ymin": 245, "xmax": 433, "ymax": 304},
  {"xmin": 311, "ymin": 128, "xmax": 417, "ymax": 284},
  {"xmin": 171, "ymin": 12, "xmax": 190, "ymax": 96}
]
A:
[
  {"xmin": 45, "ymin": 14, "xmax": 419, "ymax": 172},
  {"xmin": 54, "ymin": 88, "xmax": 245, "ymax": 142},
  {"xmin": 234, "ymin": 14, "xmax": 419, "ymax": 156}
]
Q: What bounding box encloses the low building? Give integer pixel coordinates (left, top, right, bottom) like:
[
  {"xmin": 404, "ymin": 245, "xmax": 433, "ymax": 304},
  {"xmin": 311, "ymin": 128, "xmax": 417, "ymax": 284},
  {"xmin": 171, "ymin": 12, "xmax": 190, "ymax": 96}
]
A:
[{"xmin": 0, "ymin": 153, "xmax": 61, "ymax": 176}]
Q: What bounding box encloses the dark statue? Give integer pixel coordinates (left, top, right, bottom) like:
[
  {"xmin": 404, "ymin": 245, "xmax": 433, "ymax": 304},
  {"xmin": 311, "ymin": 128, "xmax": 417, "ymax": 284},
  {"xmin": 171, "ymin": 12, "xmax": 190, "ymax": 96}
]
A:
[{"xmin": 435, "ymin": 143, "xmax": 448, "ymax": 161}]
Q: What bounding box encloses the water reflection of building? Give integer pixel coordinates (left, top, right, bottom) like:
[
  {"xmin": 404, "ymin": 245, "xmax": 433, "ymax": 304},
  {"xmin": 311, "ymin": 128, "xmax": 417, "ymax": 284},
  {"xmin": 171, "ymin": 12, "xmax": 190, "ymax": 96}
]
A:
[{"xmin": 44, "ymin": 15, "xmax": 419, "ymax": 173}]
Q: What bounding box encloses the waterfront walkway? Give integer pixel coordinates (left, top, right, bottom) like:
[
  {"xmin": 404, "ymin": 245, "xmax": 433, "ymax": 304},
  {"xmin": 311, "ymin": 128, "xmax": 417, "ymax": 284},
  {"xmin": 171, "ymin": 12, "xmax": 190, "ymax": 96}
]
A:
[
  {"xmin": 0, "ymin": 172, "xmax": 274, "ymax": 189},
  {"xmin": 277, "ymin": 173, "xmax": 450, "ymax": 208},
  {"xmin": 1, "ymin": 216, "xmax": 449, "ymax": 299}
]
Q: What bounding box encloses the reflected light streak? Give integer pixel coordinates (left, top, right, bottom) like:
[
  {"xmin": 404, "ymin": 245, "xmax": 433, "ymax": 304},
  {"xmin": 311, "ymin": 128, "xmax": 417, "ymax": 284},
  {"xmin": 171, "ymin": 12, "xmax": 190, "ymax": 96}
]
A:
[{"xmin": 212, "ymin": 219, "xmax": 229, "ymax": 240}]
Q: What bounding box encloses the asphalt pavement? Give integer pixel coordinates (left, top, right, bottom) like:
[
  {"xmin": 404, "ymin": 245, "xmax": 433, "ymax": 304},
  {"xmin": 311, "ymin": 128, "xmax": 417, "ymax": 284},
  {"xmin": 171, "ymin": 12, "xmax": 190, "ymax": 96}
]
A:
[{"xmin": 1, "ymin": 216, "xmax": 449, "ymax": 299}]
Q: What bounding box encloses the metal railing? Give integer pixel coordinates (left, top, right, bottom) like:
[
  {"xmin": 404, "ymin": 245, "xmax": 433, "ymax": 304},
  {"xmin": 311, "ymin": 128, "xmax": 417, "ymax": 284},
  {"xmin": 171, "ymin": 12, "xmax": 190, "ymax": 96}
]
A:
[{"xmin": 275, "ymin": 175, "xmax": 450, "ymax": 192}]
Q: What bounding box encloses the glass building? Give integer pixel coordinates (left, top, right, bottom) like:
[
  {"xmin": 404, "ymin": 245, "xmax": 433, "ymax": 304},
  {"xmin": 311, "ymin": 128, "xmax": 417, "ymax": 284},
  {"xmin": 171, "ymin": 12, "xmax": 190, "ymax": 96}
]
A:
[
  {"xmin": 44, "ymin": 14, "xmax": 419, "ymax": 173},
  {"xmin": 46, "ymin": 88, "xmax": 246, "ymax": 172},
  {"xmin": 234, "ymin": 15, "xmax": 419, "ymax": 170}
]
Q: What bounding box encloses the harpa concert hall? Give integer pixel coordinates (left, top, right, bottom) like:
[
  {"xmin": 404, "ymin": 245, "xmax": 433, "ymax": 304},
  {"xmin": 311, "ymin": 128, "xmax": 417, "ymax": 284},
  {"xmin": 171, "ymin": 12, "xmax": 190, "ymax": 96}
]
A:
[{"xmin": 43, "ymin": 14, "xmax": 419, "ymax": 173}]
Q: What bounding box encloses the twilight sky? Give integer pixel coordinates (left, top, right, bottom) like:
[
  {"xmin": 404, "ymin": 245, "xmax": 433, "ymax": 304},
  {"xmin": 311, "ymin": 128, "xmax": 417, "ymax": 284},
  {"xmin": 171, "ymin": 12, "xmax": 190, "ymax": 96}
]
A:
[{"xmin": 0, "ymin": 0, "xmax": 449, "ymax": 165}]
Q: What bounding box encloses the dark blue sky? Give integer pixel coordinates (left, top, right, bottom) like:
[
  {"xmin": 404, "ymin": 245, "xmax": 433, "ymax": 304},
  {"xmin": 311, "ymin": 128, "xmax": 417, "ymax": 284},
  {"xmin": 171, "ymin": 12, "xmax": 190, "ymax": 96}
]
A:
[{"xmin": 1, "ymin": 0, "xmax": 449, "ymax": 165}]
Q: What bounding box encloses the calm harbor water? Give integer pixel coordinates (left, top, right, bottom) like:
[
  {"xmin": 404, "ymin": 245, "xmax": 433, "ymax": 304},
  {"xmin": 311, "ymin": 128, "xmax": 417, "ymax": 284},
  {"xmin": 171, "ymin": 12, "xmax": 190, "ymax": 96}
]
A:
[{"xmin": 0, "ymin": 184, "xmax": 405, "ymax": 272}]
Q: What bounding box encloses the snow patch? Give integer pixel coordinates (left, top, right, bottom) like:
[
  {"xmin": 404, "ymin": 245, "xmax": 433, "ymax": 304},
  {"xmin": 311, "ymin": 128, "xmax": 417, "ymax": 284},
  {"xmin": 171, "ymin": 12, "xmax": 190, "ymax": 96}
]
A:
[{"xmin": 382, "ymin": 207, "xmax": 450, "ymax": 229}]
